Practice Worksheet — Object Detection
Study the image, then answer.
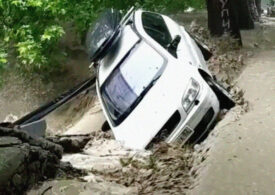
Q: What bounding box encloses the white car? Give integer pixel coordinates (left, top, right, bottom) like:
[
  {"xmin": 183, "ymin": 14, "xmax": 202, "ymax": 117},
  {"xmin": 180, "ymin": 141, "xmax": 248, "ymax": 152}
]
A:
[{"xmin": 86, "ymin": 8, "xmax": 235, "ymax": 150}]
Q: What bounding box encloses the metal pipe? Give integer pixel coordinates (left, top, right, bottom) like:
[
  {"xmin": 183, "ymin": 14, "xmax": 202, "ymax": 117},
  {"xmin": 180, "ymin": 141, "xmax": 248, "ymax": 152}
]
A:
[{"xmin": 13, "ymin": 77, "xmax": 96, "ymax": 126}]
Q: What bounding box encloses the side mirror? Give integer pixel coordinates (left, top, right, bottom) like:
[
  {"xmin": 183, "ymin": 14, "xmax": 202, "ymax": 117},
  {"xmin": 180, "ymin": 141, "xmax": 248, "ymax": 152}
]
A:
[{"xmin": 168, "ymin": 35, "xmax": 181, "ymax": 58}]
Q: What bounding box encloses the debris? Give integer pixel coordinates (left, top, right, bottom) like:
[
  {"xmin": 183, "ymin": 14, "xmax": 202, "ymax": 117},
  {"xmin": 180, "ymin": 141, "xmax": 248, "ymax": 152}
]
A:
[
  {"xmin": 47, "ymin": 134, "xmax": 92, "ymax": 153},
  {"xmin": 91, "ymin": 143, "xmax": 194, "ymax": 194}
]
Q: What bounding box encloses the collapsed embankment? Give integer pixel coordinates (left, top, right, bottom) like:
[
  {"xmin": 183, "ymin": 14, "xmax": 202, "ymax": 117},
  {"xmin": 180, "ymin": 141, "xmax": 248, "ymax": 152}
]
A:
[
  {"xmin": 3, "ymin": 12, "xmax": 274, "ymax": 195},
  {"xmin": 26, "ymin": 19, "xmax": 252, "ymax": 195},
  {"xmin": 189, "ymin": 17, "xmax": 275, "ymax": 194},
  {"xmin": 190, "ymin": 50, "xmax": 275, "ymax": 195}
]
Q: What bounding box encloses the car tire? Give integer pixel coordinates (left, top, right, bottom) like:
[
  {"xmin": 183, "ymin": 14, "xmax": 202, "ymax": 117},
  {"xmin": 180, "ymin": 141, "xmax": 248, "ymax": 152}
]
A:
[{"xmin": 206, "ymin": 77, "xmax": 235, "ymax": 110}]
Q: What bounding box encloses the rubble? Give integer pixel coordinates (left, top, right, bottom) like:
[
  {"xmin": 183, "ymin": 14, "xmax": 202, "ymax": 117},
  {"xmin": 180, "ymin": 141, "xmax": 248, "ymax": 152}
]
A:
[
  {"xmin": 0, "ymin": 126, "xmax": 63, "ymax": 194},
  {"xmin": 91, "ymin": 143, "xmax": 194, "ymax": 194},
  {"xmin": 28, "ymin": 179, "xmax": 138, "ymax": 195},
  {"xmin": 1, "ymin": 14, "xmax": 253, "ymax": 195},
  {"xmin": 189, "ymin": 21, "xmax": 249, "ymax": 112},
  {"xmin": 47, "ymin": 134, "xmax": 92, "ymax": 153}
]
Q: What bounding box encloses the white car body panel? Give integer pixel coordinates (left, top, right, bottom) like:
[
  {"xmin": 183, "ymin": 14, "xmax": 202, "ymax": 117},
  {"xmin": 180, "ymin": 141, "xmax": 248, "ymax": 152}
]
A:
[
  {"xmin": 96, "ymin": 10, "xmax": 220, "ymax": 150},
  {"xmin": 162, "ymin": 15, "xmax": 211, "ymax": 75},
  {"xmin": 98, "ymin": 25, "xmax": 140, "ymax": 86}
]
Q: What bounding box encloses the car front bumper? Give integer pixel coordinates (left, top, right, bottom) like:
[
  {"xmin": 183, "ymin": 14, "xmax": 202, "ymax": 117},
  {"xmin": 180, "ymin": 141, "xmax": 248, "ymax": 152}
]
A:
[{"xmin": 166, "ymin": 79, "xmax": 220, "ymax": 145}]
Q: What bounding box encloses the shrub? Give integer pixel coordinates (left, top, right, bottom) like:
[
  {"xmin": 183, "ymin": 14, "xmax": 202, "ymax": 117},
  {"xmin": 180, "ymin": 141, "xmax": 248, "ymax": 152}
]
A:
[{"xmin": 0, "ymin": 0, "xmax": 205, "ymax": 74}]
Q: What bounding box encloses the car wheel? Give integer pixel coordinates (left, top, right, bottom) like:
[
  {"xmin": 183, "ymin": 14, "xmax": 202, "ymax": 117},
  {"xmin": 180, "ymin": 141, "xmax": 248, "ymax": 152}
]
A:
[{"xmin": 206, "ymin": 77, "xmax": 235, "ymax": 109}]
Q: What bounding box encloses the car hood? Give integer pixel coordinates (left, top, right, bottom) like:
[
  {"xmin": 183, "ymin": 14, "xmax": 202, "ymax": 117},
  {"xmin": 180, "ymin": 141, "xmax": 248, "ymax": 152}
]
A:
[{"xmin": 110, "ymin": 61, "xmax": 194, "ymax": 150}]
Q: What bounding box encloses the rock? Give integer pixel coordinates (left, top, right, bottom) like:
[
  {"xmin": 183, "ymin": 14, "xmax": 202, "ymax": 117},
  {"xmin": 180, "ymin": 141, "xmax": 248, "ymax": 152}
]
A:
[
  {"xmin": 0, "ymin": 146, "xmax": 27, "ymax": 184},
  {"xmin": 12, "ymin": 174, "xmax": 22, "ymax": 187},
  {"xmin": 0, "ymin": 136, "xmax": 22, "ymax": 146},
  {"xmin": 0, "ymin": 126, "xmax": 63, "ymax": 195},
  {"xmin": 47, "ymin": 135, "xmax": 91, "ymax": 153}
]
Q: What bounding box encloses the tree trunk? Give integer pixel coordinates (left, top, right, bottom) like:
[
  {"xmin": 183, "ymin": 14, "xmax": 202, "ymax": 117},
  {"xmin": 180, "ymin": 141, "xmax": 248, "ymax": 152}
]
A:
[
  {"xmin": 237, "ymin": 0, "xmax": 255, "ymax": 29},
  {"xmin": 248, "ymin": 0, "xmax": 260, "ymax": 21},
  {"xmin": 207, "ymin": 0, "xmax": 223, "ymax": 37},
  {"xmin": 206, "ymin": 0, "xmax": 242, "ymax": 45},
  {"xmin": 255, "ymin": 0, "xmax": 262, "ymax": 16}
]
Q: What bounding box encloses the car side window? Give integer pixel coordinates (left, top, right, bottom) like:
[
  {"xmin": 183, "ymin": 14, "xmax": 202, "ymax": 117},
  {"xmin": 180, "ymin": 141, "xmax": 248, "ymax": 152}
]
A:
[{"xmin": 142, "ymin": 12, "xmax": 173, "ymax": 55}]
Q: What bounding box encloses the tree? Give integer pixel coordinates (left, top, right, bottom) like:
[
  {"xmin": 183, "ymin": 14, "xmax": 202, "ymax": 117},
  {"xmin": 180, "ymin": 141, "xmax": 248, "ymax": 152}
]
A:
[
  {"xmin": 206, "ymin": 0, "xmax": 262, "ymax": 45},
  {"xmin": 238, "ymin": 0, "xmax": 255, "ymax": 29},
  {"xmin": 206, "ymin": 0, "xmax": 242, "ymax": 45},
  {"xmin": 255, "ymin": 0, "xmax": 262, "ymax": 17},
  {"xmin": 1, "ymin": 0, "xmax": 200, "ymax": 74}
]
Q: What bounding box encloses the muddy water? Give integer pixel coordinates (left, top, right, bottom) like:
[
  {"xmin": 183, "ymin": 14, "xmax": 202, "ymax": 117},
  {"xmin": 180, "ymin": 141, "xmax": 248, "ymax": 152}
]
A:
[
  {"xmin": 59, "ymin": 98, "xmax": 150, "ymax": 174},
  {"xmin": 28, "ymin": 180, "xmax": 138, "ymax": 195},
  {"xmin": 27, "ymin": 97, "xmax": 150, "ymax": 194},
  {"xmin": 172, "ymin": 11, "xmax": 208, "ymax": 27},
  {"xmin": 190, "ymin": 17, "xmax": 275, "ymax": 195},
  {"xmin": 63, "ymin": 98, "xmax": 105, "ymax": 135}
]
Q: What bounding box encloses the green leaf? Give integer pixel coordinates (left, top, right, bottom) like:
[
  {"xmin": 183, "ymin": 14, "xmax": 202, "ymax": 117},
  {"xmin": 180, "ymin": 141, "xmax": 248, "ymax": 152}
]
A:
[
  {"xmin": 41, "ymin": 25, "xmax": 65, "ymax": 42},
  {"xmin": 26, "ymin": 0, "xmax": 43, "ymax": 7}
]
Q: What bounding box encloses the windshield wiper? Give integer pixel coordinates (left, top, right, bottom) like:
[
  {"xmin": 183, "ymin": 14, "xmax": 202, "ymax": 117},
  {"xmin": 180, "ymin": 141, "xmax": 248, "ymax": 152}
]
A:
[
  {"xmin": 129, "ymin": 74, "xmax": 161, "ymax": 111},
  {"xmin": 114, "ymin": 74, "xmax": 162, "ymax": 125}
]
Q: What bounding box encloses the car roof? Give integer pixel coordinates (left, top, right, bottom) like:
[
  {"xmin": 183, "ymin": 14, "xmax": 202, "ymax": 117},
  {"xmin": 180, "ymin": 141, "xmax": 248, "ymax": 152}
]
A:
[{"xmin": 97, "ymin": 10, "xmax": 172, "ymax": 86}]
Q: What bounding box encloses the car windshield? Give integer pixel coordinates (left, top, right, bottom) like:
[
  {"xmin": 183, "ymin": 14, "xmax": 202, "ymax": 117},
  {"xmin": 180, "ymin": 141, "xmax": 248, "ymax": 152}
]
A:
[{"xmin": 101, "ymin": 42, "xmax": 165, "ymax": 126}]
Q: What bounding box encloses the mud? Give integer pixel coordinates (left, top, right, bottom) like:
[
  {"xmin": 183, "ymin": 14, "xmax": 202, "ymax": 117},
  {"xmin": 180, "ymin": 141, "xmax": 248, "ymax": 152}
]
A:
[
  {"xmin": 2, "ymin": 11, "xmax": 274, "ymax": 195},
  {"xmin": 27, "ymin": 15, "xmax": 254, "ymax": 195},
  {"xmin": 91, "ymin": 143, "xmax": 194, "ymax": 194}
]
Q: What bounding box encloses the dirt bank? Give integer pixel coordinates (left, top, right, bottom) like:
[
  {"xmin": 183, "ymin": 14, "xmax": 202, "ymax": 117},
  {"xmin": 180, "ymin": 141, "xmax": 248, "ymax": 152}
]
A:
[
  {"xmin": 190, "ymin": 43, "xmax": 275, "ymax": 194},
  {"xmin": 2, "ymin": 12, "xmax": 274, "ymax": 195},
  {"xmin": 27, "ymin": 13, "xmax": 252, "ymax": 194}
]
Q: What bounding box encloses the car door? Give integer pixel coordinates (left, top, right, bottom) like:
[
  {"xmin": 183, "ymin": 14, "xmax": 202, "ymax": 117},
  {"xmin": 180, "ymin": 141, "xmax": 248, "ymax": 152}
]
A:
[{"xmin": 162, "ymin": 15, "xmax": 208, "ymax": 71}]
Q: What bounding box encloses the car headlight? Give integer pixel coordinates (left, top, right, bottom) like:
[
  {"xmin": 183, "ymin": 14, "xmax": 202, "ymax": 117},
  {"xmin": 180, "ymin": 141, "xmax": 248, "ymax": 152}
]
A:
[{"xmin": 182, "ymin": 78, "xmax": 200, "ymax": 112}]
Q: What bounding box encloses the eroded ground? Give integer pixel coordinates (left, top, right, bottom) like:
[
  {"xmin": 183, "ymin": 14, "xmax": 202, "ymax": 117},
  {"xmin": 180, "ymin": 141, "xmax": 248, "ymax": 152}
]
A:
[
  {"xmin": 1, "ymin": 13, "xmax": 275, "ymax": 195},
  {"xmin": 190, "ymin": 50, "xmax": 275, "ymax": 195},
  {"xmin": 190, "ymin": 18, "xmax": 275, "ymax": 195}
]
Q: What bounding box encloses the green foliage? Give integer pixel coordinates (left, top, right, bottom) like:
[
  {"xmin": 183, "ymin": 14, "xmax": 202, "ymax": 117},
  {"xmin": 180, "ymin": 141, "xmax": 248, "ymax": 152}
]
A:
[
  {"xmin": 186, "ymin": 0, "xmax": 206, "ymax": 9},
  {"xmin": 0, "ymin": 0, "xmax": 67, "ymax": 72},
  {"xmin": 0, "ymin": 47, "xmax": 7, "ymax": 86},
  {"xmin": 0, "ymin": 0, "xmax": 205, "ymax": 74},
  {"xmin": 0, "ymin": 49, "xmax": 7, "ymax": 69}
]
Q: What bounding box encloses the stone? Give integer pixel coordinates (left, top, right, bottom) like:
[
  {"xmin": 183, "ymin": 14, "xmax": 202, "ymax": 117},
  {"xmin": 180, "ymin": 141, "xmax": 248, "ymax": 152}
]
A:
[
  {"xmin": 0, "ymin": 126, "xmax": 63, "ymax": 194},
  {"xmin": 28, "ymin": 161, "xmax": 41, "ymax": 172},
  {"xmin": 12, "ymin": 174, "xmax": 22, "ymax": 187},
  {"xmin": 0, "ymin": 146, "xmax": 27, "ymax": 184},
  {"xmin": 0, "ymin": 137, "xmax": 22, "ymax": 146},
  {"xmin": 47, "ymin": 135, "xmax": 91, "ymax": 153}
]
